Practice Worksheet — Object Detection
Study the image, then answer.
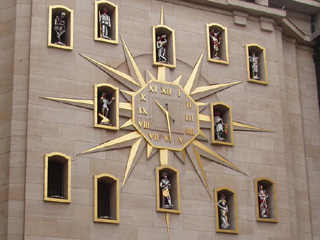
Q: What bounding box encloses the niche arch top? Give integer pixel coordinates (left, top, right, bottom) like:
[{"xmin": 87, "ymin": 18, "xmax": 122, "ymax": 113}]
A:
[
  {"xmin": 153, "ymin": 25, "xmax": 176, "ymax": 69},
  {"xmin": 206, "ymin": 23, "xmax": 229, "ymax": 64}
]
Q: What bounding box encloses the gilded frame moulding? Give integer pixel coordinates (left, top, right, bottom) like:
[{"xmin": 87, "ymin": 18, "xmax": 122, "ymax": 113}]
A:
[
  {"xmin": 94, "ymin": 173, "xmax": 120, "ymax": 224},
  {"xmin": 210, "ymin": 102, "xmax": 234, "ymax": 146},
  {"xmin": 48, "ymin": 5, "xmax": 73, "ymax": 50},
  {"xmin": 94, "ymin": 83, "xmax": 119, "ymax": 130},
  {"xmin": 94, "ymin": 0, "xmax": 119, "ymax": 44},
  {"xmin": 206, "ymin": 23, "xmax": 229, "ymax": 64},
  {"xmin": 215, "ymin": 188, "xmax": 239, "ymax": 234},
  {"xmin": 255, "ymin": 177, "xmax": 278, "ymax": 223},
  {"xmin": 156, "ymin": 166, "xmax": 181, "ymax": 214},
  {"xmin": 246, "ymin": 43, "xmax": 268, "ymax": 85},
  {"xmin": 44, "ymin": 152, "xmax": 71, "ymax": 203},
  {"xmin": 153, "ymin": 25, "xmax": 176, "ymax": 69}
]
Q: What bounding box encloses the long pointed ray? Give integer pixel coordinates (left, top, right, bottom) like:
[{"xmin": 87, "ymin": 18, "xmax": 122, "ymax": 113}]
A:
[
  {"xmin": 41, "ymin": 97, "xmax": 93, "ymax": 109},
  {"xmin": 165, "ymin": 213, "xmax": 170, "ymax": 239},
  {"xmin": 192, "ymin": 140, "xmax": 246, "ymax": 175},
  {"xmin": 233, "ymin": 121, "xmax": 273, "ymax": 132},
  {"xmin": 79, "ymin": 53, "xmax": 140, "ymax": 91},
  {"xmin": 80, "ymin": 131, "xmax": 142, "ymax": 154},
  {"xmin": 184, "ymin": 52, "xmax": 204, "ymax": 94},
  {"xmin": 119, "ymin": 102, "xmax": 132, "ymax": 118},
  {"xmin": 120, "ymin": 119, "xmax": 134, "ymax": 130},
  {"xmin": 190, "ymin": 81, "xmax": 242, "ymax": 100},
  {"xmin": 120, "ymin": 36, "xmax": 146, "ymax": 87},
  {"xmin": 120, "ymin": 90, "xmax": 134, "ymax": 103},
  {"xmin": 196, "ymin": 129, "xmax": 209, "ymax": 141},
  {"xmin": 122, "ymin": 137, "xmax": 145, "ymax": 188},
  {"xmin": 186, "ymin": 145, "xmax": 212, "ymax": 199},
  {"xmin": 174, "ymin": 150, "xmax": 186, "ymax": 164}
]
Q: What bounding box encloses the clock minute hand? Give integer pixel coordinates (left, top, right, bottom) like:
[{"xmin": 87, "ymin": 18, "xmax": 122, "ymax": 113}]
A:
[{"xmin": 154, "ymin": 100, "xmax": 172, "ymax": 142}]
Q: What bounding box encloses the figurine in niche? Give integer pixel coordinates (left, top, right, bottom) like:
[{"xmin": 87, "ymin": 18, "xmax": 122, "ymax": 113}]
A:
[
  {"xmin": 214, "ymin": 110, "xmax": 227, "ymax": 141},
  {"xmin": 53, "ymin": 12, "xmax": 66, "ymax": 45},
  {"xmin": 258, "ymin": 185, "xmax": 270, "ymax": 218},
  {"xmin": 209, "ymin": 29, "xmax": 221, "ymax": 60},
  {"xmin": 249, "ymin": 52, "xmax": 260, "ymax": 80},
  {"xmin": 218, "ymin": 194, "xmax": 230, "ymax": 229},
  {"xmin": 99, "ymin": 8, "xmax": 111, "ymax": 39},
  {"xmin": 99, "ymin": 92, "xmax": 114, "ymax": 125},
  {"xmin": 160, "ymin": 172, "xmax": 173, "ymax": 209},
  {"xmin": 157, "ymin": 35, "xmax": 167, "ymax": 63}
]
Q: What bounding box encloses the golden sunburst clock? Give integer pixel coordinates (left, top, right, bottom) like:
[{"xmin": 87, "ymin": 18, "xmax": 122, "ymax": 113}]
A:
[{"xmin": 42, "ymin": 8, "xmax": 270, "ymax": 237}]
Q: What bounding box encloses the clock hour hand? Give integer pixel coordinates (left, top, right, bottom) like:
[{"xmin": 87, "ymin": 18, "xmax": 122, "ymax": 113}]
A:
[{"xmin": 154, "ymin": 100, "xmax": 172, "ymax": 142}]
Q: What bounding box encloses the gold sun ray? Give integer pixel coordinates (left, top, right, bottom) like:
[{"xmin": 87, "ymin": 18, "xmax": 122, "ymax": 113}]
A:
[
  {"xmin": 120, "ymin": 90, "xmax": 135, "ymax": 102},
  {"xmin": 165, "ymin": 213, "xmax": 170, "ymax": 239},
  {"xmin": 122, "ymin": 137, "xmax": 145, "ymax": 188},
  {"xmin": 184, "ymin": 52, "xmax": 204, "ymax": 94},
  {"xmin": 79, "ymin": 53, "xmax": 141, "ymax": 91},
  {"xmin": 174, "ymin": 150, "xmax": 186, "ymax": 164},
  {"xmin": 172, "ymin": 75, "xmax": 182, "ymax": 84},
  {"xmin": 80, "ymin": 131, "xmax": 142, "ymax": 154},
  {"xmin": 233, "ymin": 121, "xmax": 273, "ymax": 132},
  {"xmin": 40, "ymin": 97, "xmax": 94, "ymax": 109},
  {"xmin": 147, "ymin": 70, "xmax": 158, "ymax": 82},
  {"xmin": 158, "ymin": 66, "xmax": 166, "ymax": 82},
  {"xmin": 120, "ymin": 119, "xmax": 134, "ymax": 130},
  {"xmin": 120, "ymin": 36, "xmax": 146, "ymax": 87},
  {"xmin": 190, "ymin": 81, "xmax": 242, "ymax": 100}
]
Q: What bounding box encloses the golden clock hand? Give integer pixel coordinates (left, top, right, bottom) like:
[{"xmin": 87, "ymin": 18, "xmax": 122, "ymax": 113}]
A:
[{"xmin": 154, "ymin": 100, "xmax": 172, "ymax": 142}]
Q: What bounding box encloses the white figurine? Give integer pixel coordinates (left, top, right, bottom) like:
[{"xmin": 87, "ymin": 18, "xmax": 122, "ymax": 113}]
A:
[
  {"xmin": 258, "ymin": 185, "xmax": 270, "ymax": 218},
  {"xmin": 100, "ymin": 8, "xmax": 111, "ymax": 39},
  {"xmin": 160, "ymin": 172, "xmax": 173, "ymax": 208},
  {"xmin": 249, "ymin": 52, "xmax": 259, "ymax": 79},
  {"xmin": 157, "ymin": 35, "xmax": 167, "ymax": 63},
  {"xmin": 209, "ymin": 29, "xmax": 221, "ymax": 59},
  {"xmin": 54, "ymin": 12, "xmax": 66, "ymax": 45},
  {"xmin": 218, "ymin": 194, "xmax": 230, "ymax": 229}
]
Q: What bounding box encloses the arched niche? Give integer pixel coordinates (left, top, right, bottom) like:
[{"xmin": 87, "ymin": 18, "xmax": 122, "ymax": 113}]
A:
[
  {"xmin": 94, "ymin": 0, "xmax": 118, "ymax": 44},
  {"xmin": 246, "ymin": 43, "xmax": 268, "ymax": 84},
  {"xmin": 255, "ymin": 177, "xmax": 278, "ymax": 222},
  {"xmin": 156, "ymin": 166, "xmax": 180, "ymax": 214},
  {"xmin": 94, "ymin": 173, "xmax": 120, "ymax": 224},
  {"xmin": 206, "ymin": 23, "xmax": 229, "ymax": 64},
  {"xmin": 211, "ymin": 102, "xmax": 234, "ymax": 146},
  {"xmin": 153, "ymin": 25, "xmax": 176, "ymax": 68},
  {"xmin": 94, "ymin": 83, "xmax": 119, "ymax": 130},
  {"xmin": 44, "ymin": 152, "xmax": 71, "ymax": 203},
  {"xmin": 215, "ymin": 188, "xmax": 238, "ymax": 234},
  {"xmin": 48, "ymin": 5, "xmax": 73, "ymax": 50}
]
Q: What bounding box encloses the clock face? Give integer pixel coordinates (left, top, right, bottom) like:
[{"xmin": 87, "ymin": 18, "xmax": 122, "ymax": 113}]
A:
[{"xmin": 133, "ymin": 80, "xmax": 199, "ymax": 151}]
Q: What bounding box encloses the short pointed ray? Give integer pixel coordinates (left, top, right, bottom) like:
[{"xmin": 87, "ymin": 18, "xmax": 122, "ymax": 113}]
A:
[
  {"xmin": 120, "ymin": 119, "xmax": 134, "ymax": 130},
  {"xmin": 79, "ymin": 53, "xmax": 140, "ymax": 91},
  {"xmin": 120, "ymin": 36, "xmax": 146, "ymax": 87},
  {"xmin": 158, "ymin": 66, "xmax": 166, "ymax": 82},
  {"xmin": 196, "ymin": 129, "xmax": 209, "ymax": 141},
  {"xmin": 172, "ymin": 75, "xmax": 182, "ymax": 84},
  {"xmin": 122, "ymin": 137, "xmax": 145, "ymax": 189},
  {"xmin": 147, "ymin": 143, "xmax": 158, "ymax": 159},
  {"xmin": 120, "ymin": 90, "xmax": 134, "ymax": 102},
  {"xmin": 119, "ymin": 102, "xmax": 132, "ymax": 118},
  {"xmin": 80, "ymin": 131, "xmax": 142, "ymax": 154},
  {"xmin": 174, "ymin": 150, "xmax": 186, "ymax": 164},
  {"xmin": 147, "ymin": 70, "xmax": 158, "ymax": 82},
  {"xmin": 190, "ymin": 81, "xmax": 242, "ymax": 101},
  {"xmin": 192, "ymin": 140, "xmax": 246, "ymax": 175},
  {"xmin": 165, "ymin": 213, "xmax": 170, "ymax": 239},
  {"xmin": 233, "ymin": 121, "xmax": 273, "ymax": 132},
  {"xmin": 199, "ymin": 114, "xmax": 211, "ymax": 129},
  {"xmin": 41, "ymin": 97, "xmax": 93, "ymax": 109},
  {"xmin": 184, "ymin": 52, "xmax": 204, "ymax": 94},
  {"xmin": 186, "ymin": 145, "xmax": 212, "ymax": 199},
  {"xmin": 196, "ymin": 102, "xmax": 208, "ymax": 113},
  {"xmin": 160, "ymin": 5, "xmax": 164, "ymax": 25}
]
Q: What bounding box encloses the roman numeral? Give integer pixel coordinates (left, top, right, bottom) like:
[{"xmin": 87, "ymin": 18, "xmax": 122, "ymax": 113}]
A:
[
  {"xmin": 161, "ymin": 87, "xmax": 171, "ymax": 95},
  {"xmin": 185, "ymin": 127, "xmax": 194, "ymax": 135},
  {"xmin": 138, "ymin": 121, "xmax": 150, "ymax": 129},
  {"xmin": 138, "ymin": 107, "xmax": 148, "ymax": 115},
  {"xmin": 185, "ymin": 114, "xmax": 194, "ymax": 122},
  {"xmin": 148, "ymin": 85, "xmax": 157, "ymax": 93},
  {"xmin": 186, "ymin": 101, "xmax": 192, "ymax": 109},
  {"xmin": 148, "ymin": 133, "xmax": 159, "ymax": 141},
  {"xmin": 140, "ymin": 94, "xmax": 146, "ymax": 102},
  {"xmin": 178, "ymin": 137, "xmax": 184, "ymax": 143}
]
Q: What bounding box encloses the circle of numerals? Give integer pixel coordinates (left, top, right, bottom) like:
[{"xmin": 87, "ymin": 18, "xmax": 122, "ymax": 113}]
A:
[{"xmin": 133, "ymin": 80, "xmax": 200, "ymax": 151}]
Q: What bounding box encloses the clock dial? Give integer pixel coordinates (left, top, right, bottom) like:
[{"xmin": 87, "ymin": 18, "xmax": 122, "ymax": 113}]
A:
[{"xmin": 133, "ymin": 80, "xmax": 199, "ymax": 151}]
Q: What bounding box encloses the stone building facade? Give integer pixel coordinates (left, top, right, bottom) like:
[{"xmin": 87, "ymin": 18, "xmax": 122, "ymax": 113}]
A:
[{"xmin": 1, "ymin": 0, "xmax": 320, "ymax": 239}]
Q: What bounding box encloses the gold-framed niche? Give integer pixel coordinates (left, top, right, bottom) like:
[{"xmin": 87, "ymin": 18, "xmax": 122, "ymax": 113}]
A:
[
  {"xmin": 246, "ymin": 44, "xmax": 268, "ymax": 85},
  {"xmin": 94, "ymin": 173, "xmax": 120, "ymax": 224},
  {"xmin": 44, "ymin": 152, "xmax": 71, "ymax": 203},
  {"xmin": 153, "ymin": 25, "xmax": 176, "ymax": 69},
  {"xmin": 206, "ymin": 23, "xmax": 229, "ymax": 64},
  {"xmin": 48, "ymin": 5, "xmax": 73, "ymax": 50},
  {"xmin": 255, "ymin": 178, "xmax": 278, "ymax": 223},
  {"xmin": 215, "ymin": 188, "xmax": 239, "ymax": 234},
  {"xmin": 211, "ymin": 102, "xmax": 234, "ymax": 146},
  {"xmin": 156, "ymin": 166, "xmax": 181, "ymax": 214},
  {"xmin": 94, "ymin": 83, "xmax": 119, "ymax": 130},
  {"xmin": 94, "ymin": 1, "xmax": 118, "ymax": 44}
]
